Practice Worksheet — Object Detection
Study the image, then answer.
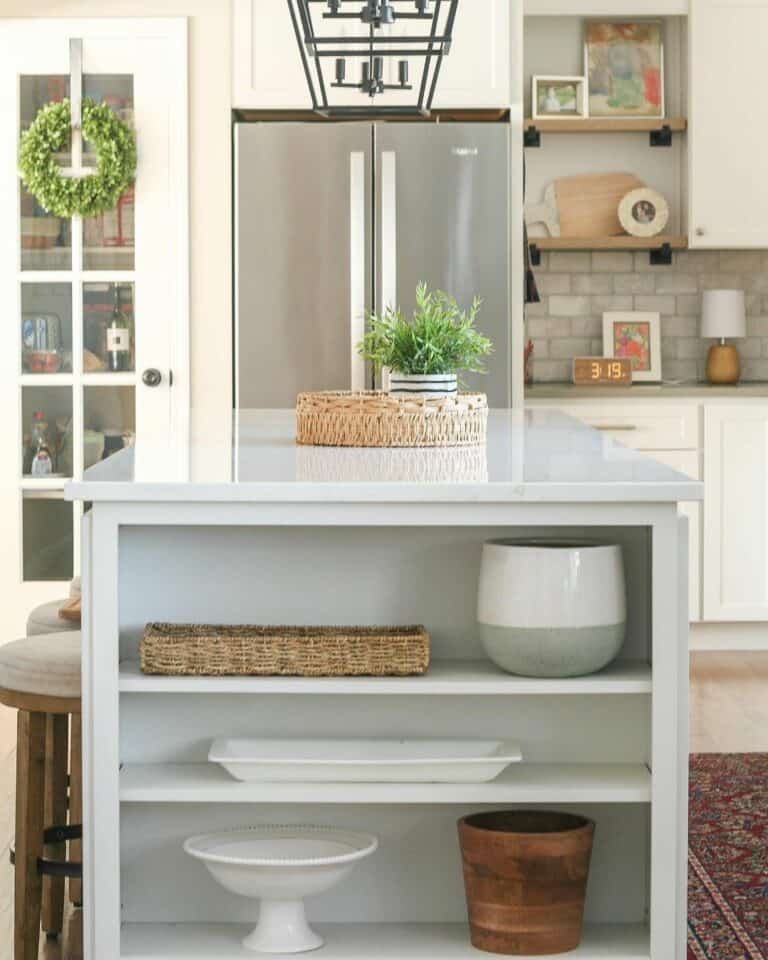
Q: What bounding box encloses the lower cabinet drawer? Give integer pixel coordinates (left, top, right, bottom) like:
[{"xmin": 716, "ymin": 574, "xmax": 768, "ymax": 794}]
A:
[
  {"xmin": 531, "ymin": 400, "xmax": 700, "ymax": 451},
  {"xmin": 545, "ymin": 404, "xmax": 700, "ymax": 451}
]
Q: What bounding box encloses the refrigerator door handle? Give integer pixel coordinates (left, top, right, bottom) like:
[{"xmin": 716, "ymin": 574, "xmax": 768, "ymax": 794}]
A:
[
  {"xmin": 380, "ymin": 150, "xmax": 397, "ymax": 391},
  {"xmin": 350, "ymin": 151, "xmax": 367, "ymax": 393}
]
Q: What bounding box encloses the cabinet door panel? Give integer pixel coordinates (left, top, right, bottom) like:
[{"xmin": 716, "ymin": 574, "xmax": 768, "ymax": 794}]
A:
[
  {"xmin": 703, "ymin": 405, "xmax": 768, "ymax": 620},
  {"xmin": 233, "ymin": 0, "xmax": 511, "ymax": 109},
  {"xmin": 690, "ymin": 0, "xmax": 768, "ymax": 247}
]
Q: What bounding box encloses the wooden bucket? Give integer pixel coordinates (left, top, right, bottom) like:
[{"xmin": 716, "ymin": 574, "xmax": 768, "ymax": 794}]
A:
[{"xmin": 457, "ymin": 810, "xmax": 595, "ymax": 956}]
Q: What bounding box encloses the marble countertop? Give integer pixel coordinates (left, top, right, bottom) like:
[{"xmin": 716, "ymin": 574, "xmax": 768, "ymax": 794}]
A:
[
  {"xmin": 526, "ymin": 381, "xmax": 768, "ymax": 400},
  {"xmin": 65, "ymin": 409, "xmax": 702, "ymax": 504}
]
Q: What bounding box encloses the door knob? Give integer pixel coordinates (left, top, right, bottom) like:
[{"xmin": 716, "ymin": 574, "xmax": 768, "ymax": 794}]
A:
[
  {"xmin": 695, "ymin": 227, "xmax": 705, "ymax": 237},
  {"xmin": 142, "ymin": 368, "xmax": 162, "ymax": 387}
]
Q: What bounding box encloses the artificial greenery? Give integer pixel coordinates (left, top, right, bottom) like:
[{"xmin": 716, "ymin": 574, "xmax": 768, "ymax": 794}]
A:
[
  {"xmin": 19, "ymin": 98, "xmax": 137, "ymax": 219},
  {"xmin": 357, "ymin": 282, "xmax": 492, "ymax": 376}
]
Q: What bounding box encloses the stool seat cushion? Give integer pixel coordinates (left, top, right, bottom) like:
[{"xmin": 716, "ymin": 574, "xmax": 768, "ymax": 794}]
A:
[
  {"xmin": 0, "ymin": 633, "xmax": 81, "ymax": 699},
  {"xmin": 26, "ymin": 599, "xmax": 78, "ymax": 637}
]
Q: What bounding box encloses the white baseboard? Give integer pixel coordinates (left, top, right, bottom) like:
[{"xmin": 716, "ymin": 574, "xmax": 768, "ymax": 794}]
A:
[{"xmin": 690, "ymin": 621, "xmax": 768, "ymax": 651}]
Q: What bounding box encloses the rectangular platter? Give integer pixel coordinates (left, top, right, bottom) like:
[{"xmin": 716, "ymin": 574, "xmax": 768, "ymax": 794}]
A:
[{"xmin": 209, "ymin": 738, "xmax": 523, "ymax": 784}]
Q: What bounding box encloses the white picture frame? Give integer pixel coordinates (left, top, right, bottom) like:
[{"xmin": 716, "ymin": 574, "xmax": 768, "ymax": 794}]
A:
[
  {"xmin": 532, "ymin": 75, "xmax": 587, "ymax": 120},
  {"xmin": 603, "ymin": 311, "xmax": 662, "ymax": 383},
  {"xmin": 585, "ymin": 21, "xmax": 665, "ymax": 120}
]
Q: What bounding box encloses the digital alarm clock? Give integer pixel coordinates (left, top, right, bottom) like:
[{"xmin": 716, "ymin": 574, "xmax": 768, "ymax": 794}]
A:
[{"xmin": 572, "ymin": 357, "xmax": 633, "ymax": 386}]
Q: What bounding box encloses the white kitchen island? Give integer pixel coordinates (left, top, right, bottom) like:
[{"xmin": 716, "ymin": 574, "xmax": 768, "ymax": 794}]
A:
[{"xmin": 66, "ymin": 410, "xmax": 701, "ymax": 960}]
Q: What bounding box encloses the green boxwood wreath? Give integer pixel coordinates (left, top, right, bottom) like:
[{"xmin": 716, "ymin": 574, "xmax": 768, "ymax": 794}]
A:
[{"xmin": 19, "ymin": 98, "xmax": 137, "ymax": 219}]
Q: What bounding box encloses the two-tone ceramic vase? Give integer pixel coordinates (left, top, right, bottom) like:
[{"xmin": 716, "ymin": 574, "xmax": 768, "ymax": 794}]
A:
[{"xmin": 477, "ymin": 539, "xmax": 627, "ymax": 678}]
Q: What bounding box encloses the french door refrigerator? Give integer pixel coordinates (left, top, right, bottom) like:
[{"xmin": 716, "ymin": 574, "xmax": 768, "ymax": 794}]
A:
[{"xmin": 235, "ymin": 121, "xmax": 511, "ymax": 408}]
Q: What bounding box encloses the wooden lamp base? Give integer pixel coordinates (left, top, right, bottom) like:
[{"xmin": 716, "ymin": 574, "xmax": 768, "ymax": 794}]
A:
[{"xmin": 706, "ymin": 343, "xmax": 741, "ymax": 384}]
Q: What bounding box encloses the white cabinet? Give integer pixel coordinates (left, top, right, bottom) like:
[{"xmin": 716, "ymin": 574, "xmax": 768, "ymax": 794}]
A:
[
  {"xmin": 232, "ymin": 0, "xmax": 511, "ymax": 110},
  {"xmin": 0, "ymin": 19, "xmax": 189, "ymax": 635},
  {"xmin": 528, "ymin": 401, "xmax": 702, "ymax": 621},
  {"xmin": 689, "ymin": 0, "xmax": 768, "ymax": 247},
  {"xmin": 703, "ymin": 404, "xmax": 768, "ymax": 620}
]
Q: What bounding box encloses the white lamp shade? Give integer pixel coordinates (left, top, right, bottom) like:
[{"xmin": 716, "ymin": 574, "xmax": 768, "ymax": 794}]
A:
[{"xmin": 701, "ymin": 289, "xmax": 746, "ymax": 339}]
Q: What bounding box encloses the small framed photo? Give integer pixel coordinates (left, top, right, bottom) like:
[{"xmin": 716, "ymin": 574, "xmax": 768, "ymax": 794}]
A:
[
  {"xmin": 532, "ymin": 76, "xmax": 587, "ymax": 119},
  {"xmin": 585, "ymin": 21, "xmax": 665, "ymax": 119},
  {"xmin": 603, "ymin": 311, "xmax": 662, "ymax": 382}
]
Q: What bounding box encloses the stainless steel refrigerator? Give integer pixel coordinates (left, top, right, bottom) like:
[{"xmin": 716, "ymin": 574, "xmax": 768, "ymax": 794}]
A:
[{"xmin": 235, "ymin": 121, "xmax": 511, "ymax": 408}]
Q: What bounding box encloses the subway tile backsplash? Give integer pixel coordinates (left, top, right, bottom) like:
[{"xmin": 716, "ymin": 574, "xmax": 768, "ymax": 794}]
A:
[{"xmin": 527, "ymin": 250, "xmax": 768, "ymax": 382}]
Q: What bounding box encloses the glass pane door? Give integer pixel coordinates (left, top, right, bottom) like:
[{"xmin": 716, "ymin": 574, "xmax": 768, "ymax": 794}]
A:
[{"xmin": 17, "ymin": 70, "xmax": 136, "ymax": 582}]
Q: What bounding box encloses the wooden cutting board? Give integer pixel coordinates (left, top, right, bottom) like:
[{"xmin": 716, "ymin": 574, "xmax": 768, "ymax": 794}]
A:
[{"xmin": 525, "ymin": 173, "xmax": 645, "ymax": 239}]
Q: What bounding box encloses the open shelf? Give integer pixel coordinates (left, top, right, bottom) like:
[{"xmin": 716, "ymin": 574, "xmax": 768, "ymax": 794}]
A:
[
  {"xmin": 524, "ymin": 116, "xmax": 686, "ymax": 134},
  {"xmin": 530, "ymin": 235, "xmax": 687, "ymax": 252},
  {"xmin": 121, "ymin": 921, "xmax": 650, "ymax": 959},
  {"xmin": 119, "ymin": 762, "xmax": 651, "ymax": 804},
  {"xmin": 118, "ymin": 659, "xmax": 652, "ymax": 695}
]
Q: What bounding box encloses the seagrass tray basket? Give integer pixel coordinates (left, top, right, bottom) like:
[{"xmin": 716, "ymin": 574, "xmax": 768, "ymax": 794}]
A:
[
  {"xmin": 296, "ymin": 391, "xmax": 487, "ymax": 447},
  {"xmin": 140, "ymin": 623, "xmax": 430, "ymax": 677}
]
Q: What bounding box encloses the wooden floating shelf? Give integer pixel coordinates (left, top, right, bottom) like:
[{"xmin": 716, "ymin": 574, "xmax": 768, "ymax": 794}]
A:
[
  {"xmin": 119, "ymin": 762, "xmax": 651, "ymax": 805},
  {"xmin": 118, "ymin": 659, "xmax": 652, "ymax": 695},
  {"xmin": 524, "ymin": 116, "xmax": 687, "ymax": 133},
  {"xmin": 530, "ymin": 235, "xmax": 687, "ymax": 252},
  {"xmin": 121, "ymin": 921, "xmax": 651, "ymax": 959}
]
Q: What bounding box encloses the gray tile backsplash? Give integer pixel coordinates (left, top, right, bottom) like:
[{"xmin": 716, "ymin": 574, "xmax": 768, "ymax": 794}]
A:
[{"xmin": 527, "ymin": 250, "xmax": 768, "ymax": 382}]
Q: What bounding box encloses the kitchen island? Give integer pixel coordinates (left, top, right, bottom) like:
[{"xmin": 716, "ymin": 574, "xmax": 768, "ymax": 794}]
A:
[{"xmin": 66, "ymin": 409, "xmax": 701, "ymax": 960}]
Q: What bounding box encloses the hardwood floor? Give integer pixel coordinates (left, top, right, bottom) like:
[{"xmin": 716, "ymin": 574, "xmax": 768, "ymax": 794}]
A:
[
  {"xmin": 690, "ymin": 651, "xmax": 768, "ymax": 753},
  {"xmin": 0, "ymin": 652, "xmax": 765, "ymax": 959}
]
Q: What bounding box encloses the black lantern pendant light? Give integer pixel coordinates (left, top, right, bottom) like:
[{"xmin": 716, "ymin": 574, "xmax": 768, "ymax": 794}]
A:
[{"xmin": 287, "ymin": 0, "xmax": 460, "ymax": 116}]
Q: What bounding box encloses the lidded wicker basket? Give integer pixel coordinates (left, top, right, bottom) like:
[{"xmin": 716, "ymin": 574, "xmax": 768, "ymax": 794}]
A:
[{"xmin": 296, "ymin": 391, "xmax": 488, "ymax": 448}]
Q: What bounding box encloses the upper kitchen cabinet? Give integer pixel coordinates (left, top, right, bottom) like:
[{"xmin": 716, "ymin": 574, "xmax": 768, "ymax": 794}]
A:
[
  {"xmin": 232, "ymin": 0, "xmax": 513, "ymax": 110},
  {"xmin": 689, "ymin": 0, "xmax": 768, "ymax": 247}
]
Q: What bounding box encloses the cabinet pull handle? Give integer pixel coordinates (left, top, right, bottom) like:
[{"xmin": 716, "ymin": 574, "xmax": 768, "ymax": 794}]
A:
[
  {"xmin": 592, "ymin": 424, "xmax": 639, "ymax": 431},
  {"xmin": 695, "ymin": 227, "xmax": 705, "ymax": 237}
]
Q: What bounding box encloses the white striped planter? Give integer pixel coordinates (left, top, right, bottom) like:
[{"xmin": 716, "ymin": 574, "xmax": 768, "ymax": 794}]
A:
[{"xmin": 388, "ymin": 373, "xmax": 458, "ymax": 398}]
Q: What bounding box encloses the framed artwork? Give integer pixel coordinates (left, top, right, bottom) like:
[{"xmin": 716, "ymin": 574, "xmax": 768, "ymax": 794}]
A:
[
  {"xmin": 585, "ymin": 21, "xmax": 664, "ymax": 119},
  {"xmin": 603, "ymin": 311, "xmax": 662, "ymax": 382},
  {"xmin": 532, "ymin": 76, "xmax": 587, "ymax": 119}
]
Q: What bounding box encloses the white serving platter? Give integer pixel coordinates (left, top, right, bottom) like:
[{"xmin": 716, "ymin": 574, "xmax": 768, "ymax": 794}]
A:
[{"xmin": 208, "ymin": 738, "xmax": 523, "ymax": 783}]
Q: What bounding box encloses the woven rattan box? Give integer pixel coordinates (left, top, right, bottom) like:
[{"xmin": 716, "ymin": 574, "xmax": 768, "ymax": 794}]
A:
[{"xmin": 141, "ymin": 623, "xmax": 430, "ymax": 677}]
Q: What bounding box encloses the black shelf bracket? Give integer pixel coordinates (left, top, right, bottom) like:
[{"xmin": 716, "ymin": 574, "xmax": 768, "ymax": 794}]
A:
[
  {"xmin": 529, "ymin": 243, "xmax": 541, "ymax": 267},
  {"xmin": 650, "ymin": 124, "xmax": 673, "ymax": 147},
  {"xmin": 649, "ymin": 242, "xmax": 673, "ymax": 266},
  {"xmin": 524, "ymin": 124, "xmax": 541, "ymax": 148}
]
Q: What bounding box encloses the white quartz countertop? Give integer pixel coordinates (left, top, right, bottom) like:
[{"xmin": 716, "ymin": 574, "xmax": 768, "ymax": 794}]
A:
[
  {"xmin": 65, "ymin": 409, "xmax": 703, "ymax": 504},
  {"xmin": 527, "ymin": 381, "xmax": 768, "ymax": 400}
]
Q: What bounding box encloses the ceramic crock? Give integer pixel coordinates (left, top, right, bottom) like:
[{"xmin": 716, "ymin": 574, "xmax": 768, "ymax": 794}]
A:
[
  {"xmin": 477, "ymin": 539, "xmax": 626, "ymax": 678},
  {"xmin": 388, "ymin": 372, "xmax": 458, "ymax": 398}
]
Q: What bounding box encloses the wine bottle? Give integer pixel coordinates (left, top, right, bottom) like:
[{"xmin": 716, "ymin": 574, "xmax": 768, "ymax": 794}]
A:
[{"xmin": 107, "ymin": 285, "xmax": 130, "ymax": 373}]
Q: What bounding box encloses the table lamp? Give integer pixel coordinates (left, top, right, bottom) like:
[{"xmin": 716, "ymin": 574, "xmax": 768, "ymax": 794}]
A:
[{"xmin": 701, "ymin": 289, "xmax": 746, "ymax": 384}]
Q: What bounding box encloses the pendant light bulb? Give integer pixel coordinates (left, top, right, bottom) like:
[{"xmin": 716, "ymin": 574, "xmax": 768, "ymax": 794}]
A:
[
  {"xmin": 328, "ymin": 0, "xmax": 341, "ymax": 11},
  {"xmin": 415, "ymin": 0, "xmax": 430, "ymax": 12},
  {"xmin": 373, "ymin": 56, "xmax": 383, "ymax": 80},
  {"xmin": 398, "ymin": 60, "xmax": 409, "ymax": 85},
  {"xmin": 335, "ymin": 58, "xmax": 346, "ymax": 83}
]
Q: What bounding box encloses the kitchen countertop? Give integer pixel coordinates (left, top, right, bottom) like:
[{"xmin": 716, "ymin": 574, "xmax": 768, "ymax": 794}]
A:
[
  {"xmin": 65, "ymin": 408, "xmax": 702, "ymax": 504},
  {"xmin": 526, "ymin": 381, "xmax": 768, "ymax": 400}
]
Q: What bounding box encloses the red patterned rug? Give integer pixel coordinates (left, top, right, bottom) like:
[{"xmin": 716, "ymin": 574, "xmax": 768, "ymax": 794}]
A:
[{"xmin": 688, "ymin": 754, "xmax": 768, "ymax": 959}]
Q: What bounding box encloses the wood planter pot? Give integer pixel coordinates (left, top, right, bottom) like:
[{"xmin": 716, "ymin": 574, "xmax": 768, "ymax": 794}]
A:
[{"xmin": 457, "ymin": 810, "xmax": 595, "ymax": 956}]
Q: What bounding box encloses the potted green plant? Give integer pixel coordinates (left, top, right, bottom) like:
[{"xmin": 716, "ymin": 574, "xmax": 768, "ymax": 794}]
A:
[{"xmin": 356, "ymin": 282, "xmax": 492, "ymax": 398}]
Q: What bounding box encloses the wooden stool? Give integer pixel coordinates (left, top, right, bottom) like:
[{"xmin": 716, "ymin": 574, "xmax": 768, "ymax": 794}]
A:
[
  {"xmin": 26, "ymin": 596, "xmax": 82, "ymax": 906},
  {"xmin": 0, "ymin": 632, "xmax": 81, "ymax": 960}
]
